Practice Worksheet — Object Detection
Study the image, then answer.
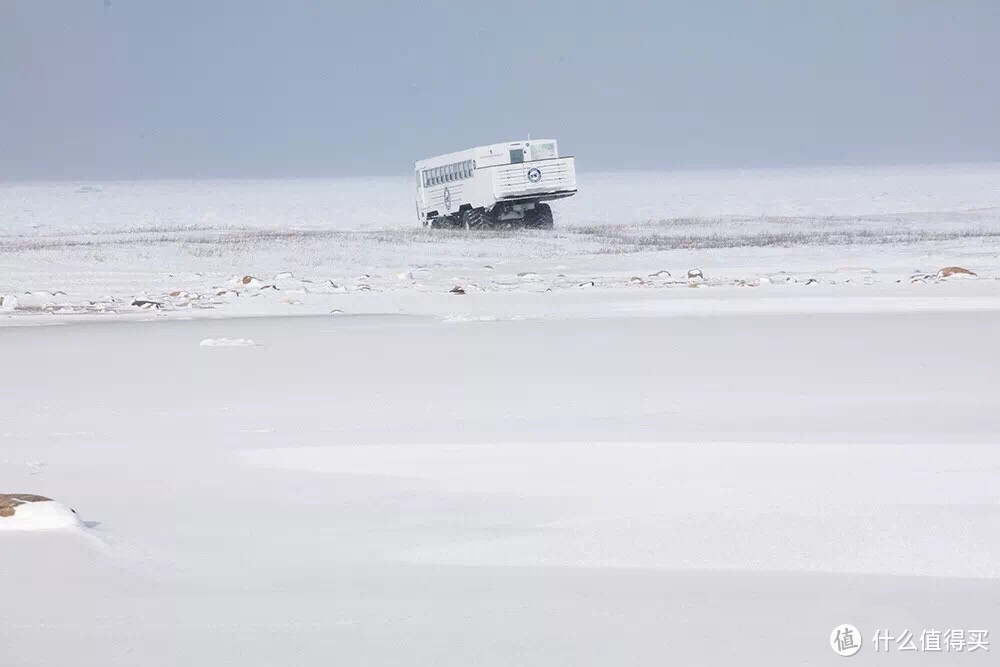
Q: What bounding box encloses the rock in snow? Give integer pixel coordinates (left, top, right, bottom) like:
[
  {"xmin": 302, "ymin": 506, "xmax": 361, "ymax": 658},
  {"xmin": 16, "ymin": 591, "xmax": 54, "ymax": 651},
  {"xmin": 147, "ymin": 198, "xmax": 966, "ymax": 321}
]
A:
[
  {"xmin": 687, "ymin": 268, "xmax": 704, "ymax": 280},
  {"xmin": 937, "ymin": 266, "xmax": 977, "ymax": 279},
  {"xmin": 0, "ymin": 494, "xmax": 82, "ymax": 531},
  {"xmin": 0, "ymin": 294, "xmax": 18, "ymax": 312}
]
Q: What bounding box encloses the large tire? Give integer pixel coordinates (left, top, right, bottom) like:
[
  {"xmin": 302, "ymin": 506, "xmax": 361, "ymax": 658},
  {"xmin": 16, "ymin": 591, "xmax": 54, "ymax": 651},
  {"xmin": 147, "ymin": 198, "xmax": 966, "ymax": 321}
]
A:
[
  {"xmin": 524, "ymin": 203, "xmax": 553, "ymax": 229},
  {"xmin": 534, "ymin": 203, "xmax": 553, "ymax": 229},
  {"xmin": 461, "ymin": 207, "xmax": 486, "ymax": 230}
]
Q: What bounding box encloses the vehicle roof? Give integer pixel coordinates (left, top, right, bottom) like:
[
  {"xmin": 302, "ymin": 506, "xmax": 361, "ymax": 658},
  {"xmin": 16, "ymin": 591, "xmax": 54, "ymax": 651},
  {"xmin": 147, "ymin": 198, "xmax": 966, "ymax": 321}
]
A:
[{"xmin": 414, "ymin": 139, "xmax": 556, "ymax": 169}]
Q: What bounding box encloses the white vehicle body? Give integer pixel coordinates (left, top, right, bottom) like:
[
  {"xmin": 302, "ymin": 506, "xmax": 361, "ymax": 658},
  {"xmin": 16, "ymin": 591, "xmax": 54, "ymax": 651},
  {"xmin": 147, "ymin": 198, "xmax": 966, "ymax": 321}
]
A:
[{"xmin": 414, "ymin": 139, "xmax": 577, "ymax": 228}]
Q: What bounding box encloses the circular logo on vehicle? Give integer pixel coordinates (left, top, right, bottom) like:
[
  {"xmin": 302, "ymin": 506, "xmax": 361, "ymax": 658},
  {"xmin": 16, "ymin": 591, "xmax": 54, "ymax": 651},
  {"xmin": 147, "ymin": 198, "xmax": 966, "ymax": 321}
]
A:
[
  {"xmin": 443, "ymin": 187, "xmax": 452, "ymax": 211},
  {"xmin": 527, "ymin": 167, "xmax": 542, "ymax": 183}
]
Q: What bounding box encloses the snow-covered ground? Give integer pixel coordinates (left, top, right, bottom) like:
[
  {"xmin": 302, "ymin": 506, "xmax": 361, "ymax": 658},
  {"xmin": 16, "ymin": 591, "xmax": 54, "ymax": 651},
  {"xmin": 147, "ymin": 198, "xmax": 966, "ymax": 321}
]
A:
[
  {"xmin": 3, "ymin": 164, "xmax": 1000, "ymax": 325},
  {"xmin": 2, "ymin": 166, "xmax": 999, "ymax": 664}
]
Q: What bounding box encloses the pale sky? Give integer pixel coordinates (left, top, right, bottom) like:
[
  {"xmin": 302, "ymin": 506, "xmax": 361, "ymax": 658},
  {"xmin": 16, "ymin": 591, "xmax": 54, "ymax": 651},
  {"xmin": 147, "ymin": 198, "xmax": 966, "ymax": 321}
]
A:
[{"xmin": 2, "ymin": 1, "xmax": 998, "ymax": 179}]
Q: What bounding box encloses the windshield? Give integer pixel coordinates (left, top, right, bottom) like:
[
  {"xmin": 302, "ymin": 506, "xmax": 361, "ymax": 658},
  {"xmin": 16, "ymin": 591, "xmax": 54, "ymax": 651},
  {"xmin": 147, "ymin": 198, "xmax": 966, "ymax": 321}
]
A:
[{"xmin": 529, "ymin": 142, "xmax": 557, "ymax": 160}]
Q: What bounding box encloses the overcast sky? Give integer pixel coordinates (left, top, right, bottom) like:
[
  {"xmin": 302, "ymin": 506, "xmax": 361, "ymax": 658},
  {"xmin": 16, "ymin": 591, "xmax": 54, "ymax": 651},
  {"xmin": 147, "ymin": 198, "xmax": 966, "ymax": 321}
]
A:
[{"xmin": 2, "ymin": 1, "xmax": 998, "ymax": 180}]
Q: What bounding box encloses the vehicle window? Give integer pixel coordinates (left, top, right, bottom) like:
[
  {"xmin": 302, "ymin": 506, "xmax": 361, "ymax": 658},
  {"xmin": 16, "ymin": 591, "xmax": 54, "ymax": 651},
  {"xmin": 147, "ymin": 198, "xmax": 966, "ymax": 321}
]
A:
[
  {"xmin": 510, "ymin": 149, "xmax": 524, "ymax": 163},
  {"xmin": 531, "ymin": 142, "xmax": 556, "ymax": 160}
]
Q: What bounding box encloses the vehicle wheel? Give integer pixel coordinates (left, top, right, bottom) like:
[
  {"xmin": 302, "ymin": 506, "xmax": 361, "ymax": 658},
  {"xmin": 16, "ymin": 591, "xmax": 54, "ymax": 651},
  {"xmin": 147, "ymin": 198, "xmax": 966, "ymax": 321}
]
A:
[
  {"xmin": 534, "ymin": 203, "xmax": 554, "ymax": 230},
  {"xmin": 461, "ymin": 208, "xmax": 486, "ymax": 230}
]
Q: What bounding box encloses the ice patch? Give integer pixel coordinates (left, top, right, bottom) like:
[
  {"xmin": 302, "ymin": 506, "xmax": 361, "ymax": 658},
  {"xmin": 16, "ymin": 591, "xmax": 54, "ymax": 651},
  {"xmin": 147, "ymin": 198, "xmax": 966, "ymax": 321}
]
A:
[
  {"xmin": 199, "ymin": 338, "xmax": 257, "ymax": 347},
  {"xmin": 442, "ymin": 314, "xmax": 498, "ymax": 323}
]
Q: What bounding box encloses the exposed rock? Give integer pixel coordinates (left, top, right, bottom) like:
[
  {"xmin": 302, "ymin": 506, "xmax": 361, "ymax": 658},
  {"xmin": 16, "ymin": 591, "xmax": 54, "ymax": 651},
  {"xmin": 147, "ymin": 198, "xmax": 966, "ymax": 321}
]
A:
[
  {"xmin": 629, "ymin": 276, "xmax": 645, "ymax": 285},
  {"xmin": 0, "ymin": 494, "xmax": 53, "ymax": 518},
  {"xmin": 687, "ymin": 268, "xmax": 704, "ymax": 280},
  {"xmin": 0, "ymin": 494, "xmax": 83, "ymax": 531},
  {"xmin": 24, "ymin": 290, "xmax": 66, "ymax": 297},
  {"xmin": 937, "ymin": 266, "xmax": 977, "ymax": 279},
  {"xmin": 577, "ymin": 280, "xmax": 595, "ymax": 288},
  {"xmin": 449, "ymin": 286, "xmax": 466, "ymax": 294},
  {"xmin": 131, "ymin": 299, "xmax": 163, "ymax": 309}
]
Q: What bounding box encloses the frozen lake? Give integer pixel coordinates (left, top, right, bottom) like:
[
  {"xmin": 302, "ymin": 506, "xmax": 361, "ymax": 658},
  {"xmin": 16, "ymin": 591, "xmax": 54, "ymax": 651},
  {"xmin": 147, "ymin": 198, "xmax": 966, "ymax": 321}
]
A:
[{"xmin": 3, "ymin": 312, "xmax": 1000, "ymax": 665}]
